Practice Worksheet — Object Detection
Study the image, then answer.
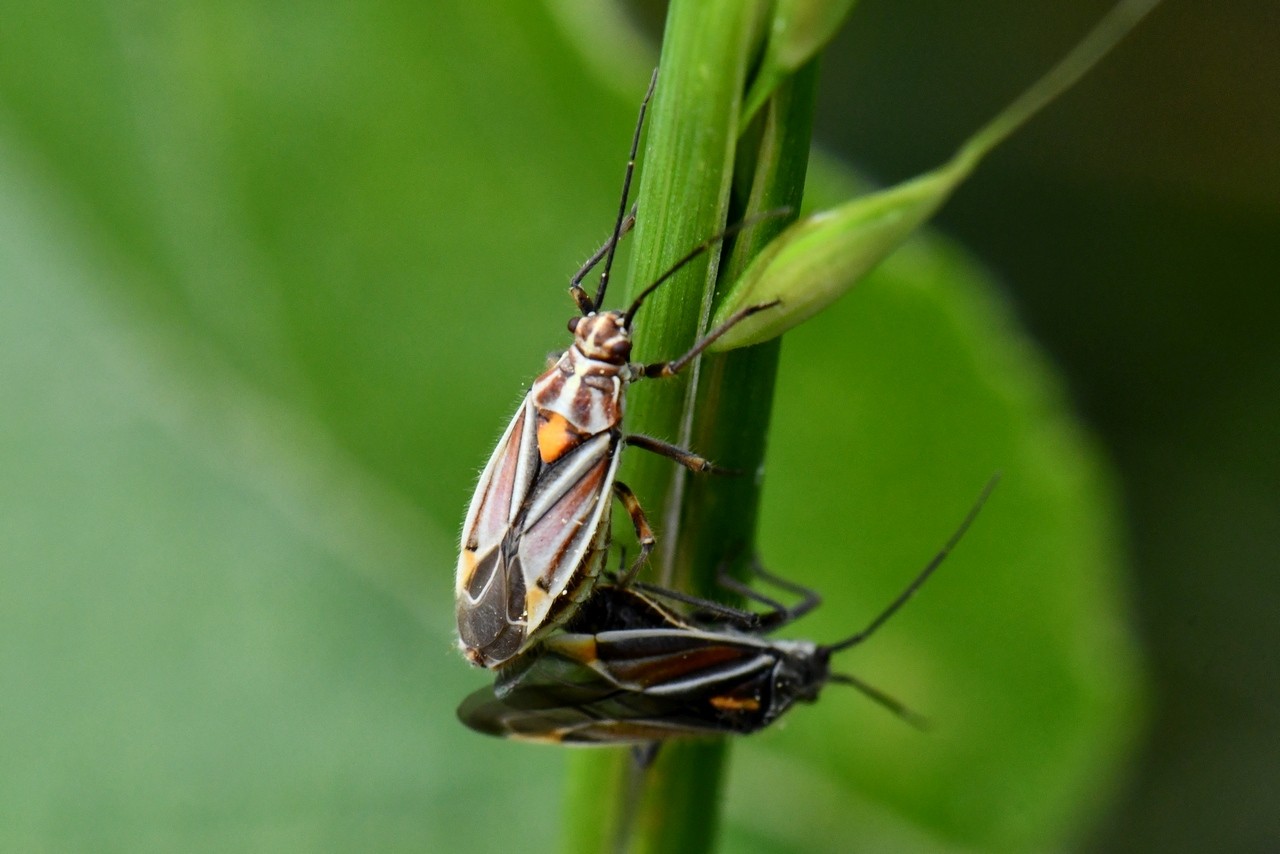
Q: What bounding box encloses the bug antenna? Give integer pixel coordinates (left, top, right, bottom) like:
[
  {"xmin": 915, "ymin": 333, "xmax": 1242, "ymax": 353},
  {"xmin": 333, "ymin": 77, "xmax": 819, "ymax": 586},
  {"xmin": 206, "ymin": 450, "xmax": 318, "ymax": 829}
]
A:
[
  {"xmin": 823, "ymin": 473, "xmax": 1001, "ymax": 655},
  {"xmin": 593, "ymin": 68, "xmax": 658, "ymax": 314},
  {"xmin": 623, "ymin": 207, "xmax": 792, "ymax": 327},
  {"xmin": 828, "ymin": 673, "xmax": 929, "ymax": 730}
]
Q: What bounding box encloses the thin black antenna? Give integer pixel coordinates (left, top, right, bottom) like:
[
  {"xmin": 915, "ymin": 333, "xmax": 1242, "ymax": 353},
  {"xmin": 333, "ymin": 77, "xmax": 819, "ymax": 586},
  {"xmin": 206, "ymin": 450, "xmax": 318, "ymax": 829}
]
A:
[
  {"xmin": 569, "ymin": 205, "xmax": 636, "ymax": 296},
  {"xmin": 827, "ymin": 673, "xmax": 929, "ymax": 730},
  {"xmin": 592, "ymin": 68, "xmax": 658, "ymax": 313},
  {"xmin": 622, "ymin": 207, "xmax": 791, "ymax": 327},
  {"xmin": 824, "ymin": 474, "xmax": 1001, "ymax": 655}
]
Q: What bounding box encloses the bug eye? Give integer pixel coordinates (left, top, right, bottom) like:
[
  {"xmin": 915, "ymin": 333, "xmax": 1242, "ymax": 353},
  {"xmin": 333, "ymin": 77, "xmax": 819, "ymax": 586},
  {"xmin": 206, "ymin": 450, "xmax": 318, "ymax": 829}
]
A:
[{"xmin": 567, "ymin": 317, "xmax": 580, "ymax": 334}]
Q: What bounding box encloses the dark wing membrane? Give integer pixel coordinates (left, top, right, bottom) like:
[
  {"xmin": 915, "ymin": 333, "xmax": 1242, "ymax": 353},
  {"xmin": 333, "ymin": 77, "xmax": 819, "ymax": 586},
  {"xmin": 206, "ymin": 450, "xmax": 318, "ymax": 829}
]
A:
[
  {"xmin": 459, "ymin": 398, "xmax": 540, "ymax": 574},
  {"xmin": 458, "ymin": 398, "xmax": 539, "ymax": 602},
  {"xmin": 454, "ymin": 550, "xmax": 527, "ymax": 667},
  {"xmin": 458, "ymin": 652, "xmax": 771, "ymax": 745},
  {"xmin": 456, "ymin": 398, "xmax": 542, "ymax": 664},
  {"xmin": 460, "ymin": 629, "xmax": 784, "ymax": 743},
  {"xmin": 457, "ymin": 680, "xmax": 746, "ymax": 745}
]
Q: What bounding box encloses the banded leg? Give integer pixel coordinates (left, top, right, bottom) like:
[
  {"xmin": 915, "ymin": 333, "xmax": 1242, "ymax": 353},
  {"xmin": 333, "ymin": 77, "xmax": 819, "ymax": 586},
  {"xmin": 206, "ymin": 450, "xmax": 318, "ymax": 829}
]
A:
[
  {"xmin": 636, "ymin": 299, "xmax": 780, "ymax": 380},
  {"xmin": 624, "ymin": 433, "xmax": 737, "ymax": 475},
  {"xmin": 612, "ymin": 480, "xmax": 654, "ymax": 585}
]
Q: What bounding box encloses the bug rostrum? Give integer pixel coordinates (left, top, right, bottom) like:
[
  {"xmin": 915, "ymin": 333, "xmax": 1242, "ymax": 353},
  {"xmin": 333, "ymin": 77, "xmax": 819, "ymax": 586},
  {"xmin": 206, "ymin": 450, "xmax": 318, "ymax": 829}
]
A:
[
  {"xmin": 455, "ymin": 71, "xmax": 783, "ymax": 669},
  {"xmin": 457, "ymin": 478, "xmax": 997, "ymax": 742}
]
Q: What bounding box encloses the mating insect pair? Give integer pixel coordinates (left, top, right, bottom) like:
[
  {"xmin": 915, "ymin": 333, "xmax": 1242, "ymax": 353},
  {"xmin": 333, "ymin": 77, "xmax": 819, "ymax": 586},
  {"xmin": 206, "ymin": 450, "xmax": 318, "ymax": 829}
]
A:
[
  {"xmin": 451, "ymin": 68, "xmax": 997, "ymax": 744},
  {"xmin": 457, "ymin": 480, "xmax": 996, "ymax": 744},
  {"xmin": 454, "ymin": 71, "xmax": 780, "ymax": 669}
]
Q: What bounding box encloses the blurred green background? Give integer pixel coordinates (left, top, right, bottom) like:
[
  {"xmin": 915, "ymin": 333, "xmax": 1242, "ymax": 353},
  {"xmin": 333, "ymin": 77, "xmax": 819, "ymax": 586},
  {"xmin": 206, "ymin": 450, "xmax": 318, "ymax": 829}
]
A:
[
  {"xmin": 0, "ymin": 1, "xmax": 1273, "ymax": 852},
  {"xmin": 803, "ymin": 2, "xmax": 1280, "ymax": 851}
]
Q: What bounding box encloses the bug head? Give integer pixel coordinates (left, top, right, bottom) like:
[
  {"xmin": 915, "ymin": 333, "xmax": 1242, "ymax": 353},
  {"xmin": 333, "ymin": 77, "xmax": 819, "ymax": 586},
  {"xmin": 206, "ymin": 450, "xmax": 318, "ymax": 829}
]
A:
[
  {"xmin": 775, "ymin": 641, "xmax": 831, "ymax": 705},
  {"xmin": 568, "ymin": 311, "xmax": 633, "ymax": 364}
]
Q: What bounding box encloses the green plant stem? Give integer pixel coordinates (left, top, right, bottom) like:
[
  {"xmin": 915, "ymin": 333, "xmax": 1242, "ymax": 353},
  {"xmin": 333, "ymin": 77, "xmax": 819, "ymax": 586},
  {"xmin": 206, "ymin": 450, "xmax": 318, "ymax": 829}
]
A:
[{"xmin": 560, "ymin": 1, "xmax": 818, "ymax": 850}]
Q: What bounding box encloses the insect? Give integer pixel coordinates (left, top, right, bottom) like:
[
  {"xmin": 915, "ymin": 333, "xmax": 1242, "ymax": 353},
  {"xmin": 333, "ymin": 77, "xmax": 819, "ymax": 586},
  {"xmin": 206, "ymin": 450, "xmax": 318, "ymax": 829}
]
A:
[
  {"xmin": 457, "ymin": 479, "xmax": 996, "ymax": 743},
  {"xmin": 455, "ymin": 71, "xmax": 782, "ymax": 669}
]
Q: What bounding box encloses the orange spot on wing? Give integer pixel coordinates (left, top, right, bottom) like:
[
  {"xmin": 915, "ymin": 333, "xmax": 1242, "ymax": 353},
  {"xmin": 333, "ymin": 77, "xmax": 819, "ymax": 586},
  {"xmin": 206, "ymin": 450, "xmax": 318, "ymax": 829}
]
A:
[
  {"xmin": 459, "ymin": 550, "xmax": 478, "ymax": 589},
  {"xmin": 525, "ymin": 585, "xmax": 549, "ymax": 622},
  {"xmin": 546, "ymin": 634, "xmax": 600, "ymax": 665},
  {"xmin": 537, "ymin": 412, "xmax": 579, "ymax": 463},
  {"xmin": 709, "ymin": 695, "xmax": 761, "ymax": 712}
]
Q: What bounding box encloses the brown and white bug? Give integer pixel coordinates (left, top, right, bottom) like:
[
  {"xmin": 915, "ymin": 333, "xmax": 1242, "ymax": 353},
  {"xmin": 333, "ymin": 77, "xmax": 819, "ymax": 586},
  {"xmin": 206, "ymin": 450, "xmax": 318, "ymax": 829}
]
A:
[{"xmin": 455, "ymin": 72, "xmax": 781, "ymax": 668}]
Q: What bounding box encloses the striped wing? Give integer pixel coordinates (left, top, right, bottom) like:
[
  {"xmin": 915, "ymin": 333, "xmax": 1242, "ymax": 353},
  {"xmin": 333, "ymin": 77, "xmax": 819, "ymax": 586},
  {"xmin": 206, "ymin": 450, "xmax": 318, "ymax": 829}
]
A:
[
  {"xmin": 457, "ymin": 681, "xmax": 725, "ymax": 745},
  {"xmin": 456, "ymin": 629, "xmax": 782, "ymax": 744},
  {"xmin": 515, "ymin": 430, "xmax": 620, "ymax": 633},
  {"xmin": 456, "ymin": 396, "xmax": 620, "ymax": 667},
  {"xmin": 584, "ymin": 629, "xmax": 778, "ymax": 702}
]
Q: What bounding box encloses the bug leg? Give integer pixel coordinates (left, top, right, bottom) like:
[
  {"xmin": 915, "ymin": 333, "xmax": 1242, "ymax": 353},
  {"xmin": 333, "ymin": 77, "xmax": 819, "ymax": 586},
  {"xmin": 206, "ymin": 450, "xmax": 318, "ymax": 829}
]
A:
[
  {"xmin": 733, "ymin": 557, "xmax": 823, "ymax": 629},
  {"xmin": 633, "ymin": 555, "xmax": 823, "ymax": 632},
  {"xmin": 711, "ymin": 566, "xmax": 787, "ymax": 627},
  {"xmin": 602, "ymin": 544, "xmax": 628, "ymax": 584},
  {"xmin": 614, "ymin": 741, "xmax": 660, "ymax": 843},
  {"xmin": 631, "ymin": 741, "xmax": 661, "ymax": 769},
  {"xmin": 612, "ymin": 481, "xmax": 654, "ymax": 585},
  {"xmin": 635, "ymin": 299, "xmax": 780, "ymax": 380},
  {"xmin": 568, "ymin": 205, "xmax": 637, "ymax": 313},
  {"xmin": 632, "ymin": 580, "xmax": 765, "ymax": 630},
  {"xmin": 623, "ymin": 433, "xmax": 739, "ymax": 475}
]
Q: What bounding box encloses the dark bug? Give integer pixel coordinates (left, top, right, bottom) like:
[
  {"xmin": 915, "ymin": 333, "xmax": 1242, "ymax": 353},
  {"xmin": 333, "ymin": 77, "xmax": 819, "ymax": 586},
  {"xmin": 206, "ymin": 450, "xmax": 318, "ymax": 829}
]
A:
[{"xmin": 457, "ymin": 479, "xmax": 997, "ymax": 743}]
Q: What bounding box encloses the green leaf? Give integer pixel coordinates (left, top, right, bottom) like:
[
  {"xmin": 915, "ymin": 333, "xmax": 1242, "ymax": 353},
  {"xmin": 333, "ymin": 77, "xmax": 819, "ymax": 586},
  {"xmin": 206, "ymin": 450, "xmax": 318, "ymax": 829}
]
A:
[{"xmin": 0, "ymin": 2, "xmax": 1141, "ymax": 852}]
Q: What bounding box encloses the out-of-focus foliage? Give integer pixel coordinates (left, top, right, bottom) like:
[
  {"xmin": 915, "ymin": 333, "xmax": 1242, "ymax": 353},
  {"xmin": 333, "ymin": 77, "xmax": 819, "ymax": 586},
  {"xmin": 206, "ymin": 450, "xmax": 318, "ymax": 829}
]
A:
[
  {"xmin": 806, "ymin": 3, "xmax": 1280, "ymax": 850},
  {"xmin": 713, "ymin": 0, "xmax": 1161, "ymax": 352},
  {"xmin": 0, "ymin": 2, "xmax": 1142, "ymax": 851}
]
